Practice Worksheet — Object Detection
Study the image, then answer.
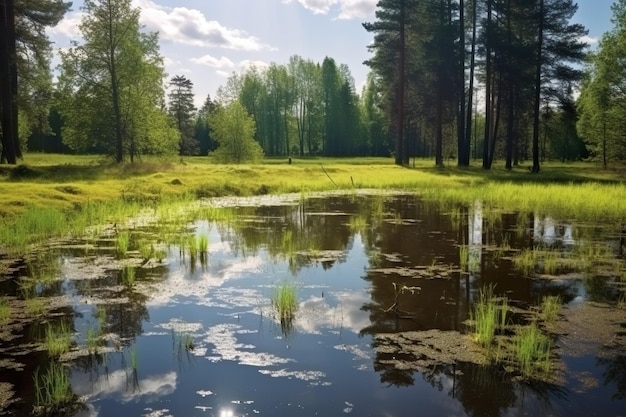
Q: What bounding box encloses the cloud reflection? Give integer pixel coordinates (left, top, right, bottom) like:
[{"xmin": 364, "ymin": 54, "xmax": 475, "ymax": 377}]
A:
[{"xmin": 73, "ymin": 370, "xmax": 177, "ymax": 404}]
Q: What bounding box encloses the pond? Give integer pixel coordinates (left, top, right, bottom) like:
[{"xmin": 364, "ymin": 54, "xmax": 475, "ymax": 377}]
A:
[{"xmin": 1, "ymin": 192, "xmax": 625, "ymax": 417}]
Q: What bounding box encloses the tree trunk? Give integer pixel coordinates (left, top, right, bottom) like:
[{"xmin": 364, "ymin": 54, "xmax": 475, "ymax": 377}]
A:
[
  {"xmin": 457, "ymin": 0, "xmax": 467, "ymax": 167},
  {"xmin": 531, "ymin": 0, "xmax": 544, "ymax": 173},
  {"xmin": 396, "ymin": 0, "xmax": 406, "ymax": 166},
  {"xmin": 108, "ymin": 1, "xmax": 124, "ymax": 163},
  {"xmin": 0, "ymin": 0, "xmax": 19, "ymax": 164},
  {"xmin": 464, "ymin": 0, "xmax": 477, "ymax": 166},
  {"xmin": 482, "ymin": 0, "xmax": 493, "ymax": 170}
]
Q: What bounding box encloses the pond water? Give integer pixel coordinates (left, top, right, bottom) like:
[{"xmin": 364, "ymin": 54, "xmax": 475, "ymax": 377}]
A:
[{"xmin": 1, "ymin": 192, "xmax": 625, "ymax": 417}]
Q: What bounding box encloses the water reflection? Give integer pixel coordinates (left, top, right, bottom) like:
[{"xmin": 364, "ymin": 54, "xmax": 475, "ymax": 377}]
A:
[{"xmin": 2, "ymin": 193, "xmax": 626, "ymax": 417}]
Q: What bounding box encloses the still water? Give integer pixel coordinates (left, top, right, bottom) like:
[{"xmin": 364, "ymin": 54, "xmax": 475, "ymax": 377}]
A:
[{"xmin": 1, "ymin": 192, "xmax": 625, "ymax": 416}]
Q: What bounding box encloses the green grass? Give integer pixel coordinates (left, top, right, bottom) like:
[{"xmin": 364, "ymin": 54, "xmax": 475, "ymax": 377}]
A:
[
  {"xmin": 471, "ymin": 286, "xmax": 507, "ymax": 348},
  {"xmin": 513, "ymin": 248, "xmax": 537, "ymax": 276},
  {"xmin": 116, "ymin": 231, "xmax": 130, "ymax": 258},
  {"xmin": 44, "ymin": 322, "xmax": 73, "ymax": 356},
  {"xmin": 272, "ymin": 281, "xmax": 298, "ymax": 321},
  {"xmin": 86, "ymin": 326, "xmax": 101, "ymax": 354},
  {"xmin": 348, "ymin": 215, "xmax": 368, "ymax": 232},
  {"xmin": 130, "ymin": 345, "xmax": 138, "ymax": 370},
  {"xmin": 514, "ymin": 323, "xmax": 552, "ymax": 377},
  {"xmin": 122, "ymin": 265, "xmax": 136, "ymax": 288},
  {"xmin": 0, "ymin": 297, "xmax": 11, "ymax": 324},
  {"xmin": 34, "ymin": 362, "xmax": 73, "ymax": 408},
  {"xmin": 25, "ymin": 296, "xmax": 46, "ymax": 316},
  {"xmin": 197, "ymin": 233, "xmax": 209, "ymax": 253},
  {"xmin": 2, "ymin": 156, "xmax": 626, "ymax": 256},
  {"xmin": 541, "ymin": 295, "xmax": 562, "ymax": 323}
]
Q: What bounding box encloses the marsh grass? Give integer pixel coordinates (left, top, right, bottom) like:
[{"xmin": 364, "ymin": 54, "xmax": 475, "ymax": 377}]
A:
[
  {"xmin": 116, "ymin": 231, "xmax": 130, "ymax": 258},
  {"xmin": 25, "ymin": 296, "xmax": 46, "ymax": 316},
  {"xmin": 272, "ymin": 281, "xmax": 298, "ymax": 321},
  {"xmin": 130, "ymin": 345, "xmax": 138, "ymax": 370},
  {"xmin": 541, "ymin": 250, "xmax": 560, "ymax": 275},
  {"xmin": 86, "ymin": 326, "xmax": 101, "ymax": 354},
  {"xmin": 541, "ymin": 295, "xmax": 562, "ymax": 323},
  {"xmin": 0, "ymin": 297, "xmax": 11, "ymax": 324},
  {"xmin": 122, "ymin": 266, "xmax": 136, "ymax": 288},
  {"xmin": 45, "ymin": 322, "xmax": 72, "ymax": 356},
  {"xmin": 34, "ymin": 362, "xmax": 73, "ymax": 408},
  {"xmin": 513, "ymin": 248, "xmax": 537, "ymax": 276},
  {"xmin": 514, "ymin": 323, "xmax": 552, "ymax": 377},
  {"xmin": 197, "ymin": 233, "xmax": 209, "ymax": 253},
  {"xmin": 471, "ymin": 286, "xmax": 508, "ymax": 348}
]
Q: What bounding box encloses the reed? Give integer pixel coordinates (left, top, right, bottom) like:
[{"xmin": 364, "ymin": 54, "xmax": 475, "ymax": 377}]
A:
[
  {"xmin": 514, "ymin": 323, "xmax": 552, "ymax": 377},
  {"xmin": 34, "ymin": 362, "xmax": 73, "ymax": 407},
  {"xmin": 542, "ymin": 250, "xmax": 559, "ymax": 275},
  {"xmin": 272, "ymin": 281, "xmax": 298, "ymax": 321},
  {"xmin": 44, "ymin": 321, "xmax": 73, "ymax": 356},
  {"xmin": 86, "ymin": 326, "xmax": 101, "ymax": 354}
]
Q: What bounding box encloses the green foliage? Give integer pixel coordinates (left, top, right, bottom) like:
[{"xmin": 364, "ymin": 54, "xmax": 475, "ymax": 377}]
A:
[
  {"xmin": 169, "ymin": 75, "xmax": 198, "ymax": 155},
  {"xmin": 209, "ymin": 100, "xmax": 263, "ymax": 163},
  {"xmin": 57, "ymin": 0, "xmax": 177, "ymax": 162},
  {"xmin": 116, "ymin": 231, "xmax": 130, "ymax": 258},
  {"xmin": 514, "ymin": 323, "xmax": 552, "ymax": 377},
  {"xmin": 541, "ymin": 295, "xmax": 562, "ymax": 323},
  {"xmin": 471, "ymin": 286, "xmax": 507, "ymax": 348}
]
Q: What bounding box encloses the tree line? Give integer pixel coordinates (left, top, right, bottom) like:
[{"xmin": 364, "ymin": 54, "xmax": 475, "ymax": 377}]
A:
[{"xmin": 1, "ymin": 0, "xmax": 624, "ymax": 167}]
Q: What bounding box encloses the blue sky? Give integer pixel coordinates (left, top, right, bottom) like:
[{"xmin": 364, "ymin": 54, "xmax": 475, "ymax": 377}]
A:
[{"xmin": 48, "ymin": 0, "xmax": 615, "ymax": 108}]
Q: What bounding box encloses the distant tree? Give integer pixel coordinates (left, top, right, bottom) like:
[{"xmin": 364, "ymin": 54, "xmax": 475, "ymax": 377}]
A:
[
  {"xmin": 168, "ymin": 75, "xmax": 198, "ymax": 155},
  {"xmin": 194, "ymin": 93, "xmax": 219, "ymax": 155},
  {"xmin": 57, "ymin": 0, "xmax": 177, "ymax": 162},
  {"xmin": 208, "ymin": 100, "xmax": 263, "ymax": 163}
]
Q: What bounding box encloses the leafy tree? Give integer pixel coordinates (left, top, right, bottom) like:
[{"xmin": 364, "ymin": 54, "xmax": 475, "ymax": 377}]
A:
[
  {"xmin": 578, "ymin": 0, "xmax": 626, "ymax": 166},
  {"xmin": 208, "ymin": 100, "xmax": 263, "ymax": 163},
  {"xmin": 0, "ymin": 0, "xmax": 69, "ymax": 163},
  {"xmin": 58, "ymin": 0, "xmax": 177, "ymax": 162},
  {"xmin": 168, "ymin": 75, "xmax": 198, "ymax": 155}
]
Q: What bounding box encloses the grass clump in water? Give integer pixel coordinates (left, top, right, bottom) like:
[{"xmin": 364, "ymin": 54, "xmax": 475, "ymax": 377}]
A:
[
  {"xmin": 471, "ymin": 285, "xmax": 508, "ymax": 348},
  {"xmin": 272, "ymin": 281, "xmax": 298, "ymax": 322},
  {"xmin": 122, "ymin": 265, "xmax": 136, "ymax": 288},
  {"xmin": 513, "ymin": 248, "xmax": 537, "ymax": 276},
  {"xmin": 459, "ymin": 245, "xmax": 469, "ymax": 271},
  {"xmin": 44, "ymin": 322, "xmax": 73, "ymax": 356},
  {"xmin": 25, "ymin": 296, "xmax": 46, "ymax": 316},
  {"xmin": 541, "ymin": 295, "xmax": 562, "ymax": 323},
  {"xmin": 514, "ymin": 323, "xmax": 552, "ymax": 377},
  {"xmin": 116, "ymin": 231, "xmax": 130, "ymax": 258},
  {"xmin": 34, "ymin": 362, "xmax": 74, "ymax": 409}
]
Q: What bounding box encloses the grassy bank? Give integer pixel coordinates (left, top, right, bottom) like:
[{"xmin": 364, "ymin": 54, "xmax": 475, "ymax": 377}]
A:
[{"xmin": 1, "ymin": 154, "xmax": 625, "ymax": 254}]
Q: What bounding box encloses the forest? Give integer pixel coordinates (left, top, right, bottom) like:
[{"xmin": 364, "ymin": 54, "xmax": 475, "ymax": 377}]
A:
[{"xmin": 0, "ymin": 0, "xmax": 625, "ymax": 170}]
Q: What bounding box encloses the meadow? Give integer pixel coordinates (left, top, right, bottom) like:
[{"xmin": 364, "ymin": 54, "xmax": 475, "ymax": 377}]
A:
[{"xmin": 1, "ymin": 153, "xmax": 625, "ymax": 255}]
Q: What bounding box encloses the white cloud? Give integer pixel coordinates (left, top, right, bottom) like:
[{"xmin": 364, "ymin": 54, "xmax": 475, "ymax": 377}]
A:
[
  {"xmin": 191, "ymin": 55, "xmax": 235, "ymax": 69},
  {"xmin": 48, "ymin": 11, "xmax": 84, "ymax": 38},
  {"xmin": 133, "ymin": 0, "xmax": 275, "ymax": 51},
  {"xmin": 216, "ymin": 70, "xmax": 232, "ymax": 78},
  {"xmin": 239, "ymin": 59, "xmax": 270, "ymax": 71},
  {"xmin": 580, "ymin": 35, "xmax": 599, "ymax": 46},
  {"xmin": 283, "ymin": 0, "xmax": 376, "ymax": 19}
]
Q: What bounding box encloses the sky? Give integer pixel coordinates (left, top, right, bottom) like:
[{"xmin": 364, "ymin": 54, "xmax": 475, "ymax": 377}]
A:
[{"xmin": 48, "ymin": 0, "xmax": 616, "ymax": 108}]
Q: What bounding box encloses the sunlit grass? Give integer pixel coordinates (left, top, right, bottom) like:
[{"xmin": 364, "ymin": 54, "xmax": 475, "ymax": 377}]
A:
[
  {"xmin": 348, "ymin": 214, "xmax": 368, "ymax": 233},
  {"xmin": 34, "ymin": 362, "xmax": 73, "ymax": 408},
  {"xmin": 541, "ymin": 295, "xmax": 562, "ymax": 323},
  {"xmin": 471, "ymin": 286, "xmax": 508, "ymax": 348},
  {"xmin": 44, "ymin": 322, "xmax": 73, "ymax": 356},
  {"xmin": 25, "ymin": 296, "xmax": 46, "ymax": 316},
  {"xmin": 513, "ymin": 323, "xmax": 552, "ymax": 377},
  {"xmin": 513, "ymin": 248, "xmax": 537, "ymax": 276},
  {"xmin": 116, "ymin": 231, "xmax": 130, "ymax": 258},
  {"xmin": 122, "ymin": 265, "xmax": 136, "ymax": 288}
]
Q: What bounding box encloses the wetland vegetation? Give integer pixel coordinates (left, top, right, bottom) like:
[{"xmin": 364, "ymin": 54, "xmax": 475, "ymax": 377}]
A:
[{"xmin": 0, "ymin": 156, "xmax": 625, "ymax": 416}]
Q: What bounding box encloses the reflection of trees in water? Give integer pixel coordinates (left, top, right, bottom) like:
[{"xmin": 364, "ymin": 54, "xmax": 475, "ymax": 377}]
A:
[{"xmin": 599, "ymin": 355, "xmax": 626, "ymax": 400}]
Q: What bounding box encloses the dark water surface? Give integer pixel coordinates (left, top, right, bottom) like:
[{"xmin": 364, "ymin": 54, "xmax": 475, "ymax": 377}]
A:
[{"xmin": 1, "ymin": 192, "xmax": 625, "ymax": 417}]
